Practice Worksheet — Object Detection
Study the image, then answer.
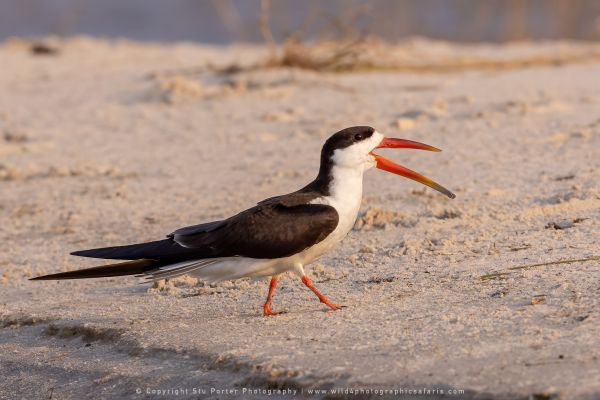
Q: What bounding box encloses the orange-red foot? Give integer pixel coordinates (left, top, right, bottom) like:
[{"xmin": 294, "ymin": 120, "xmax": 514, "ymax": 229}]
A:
[
  {"xmin": 263, "ymin": 276, "xmax": 285, "ymax": 316},
  {"xmin": 263, "ymin": 304, "xmax": 286, "ymax": 316},
  {"xmin": 301, "ymin": 275, "xmax": 344, "ymax": 312}
]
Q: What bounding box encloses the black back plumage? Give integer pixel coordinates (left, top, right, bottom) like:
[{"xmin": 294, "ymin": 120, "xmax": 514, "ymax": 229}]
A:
[{"xmin": 171, "ymin": 202, "xmax": 338, "ymax": 259}]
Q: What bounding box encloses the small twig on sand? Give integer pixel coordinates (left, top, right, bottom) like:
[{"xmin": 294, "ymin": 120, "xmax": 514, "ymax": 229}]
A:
[
  {"xmin": 480, "ymin": 271, "xmax": 511, "ymax": 281},
  {"xmin": 507, "ymin": 256, "xmax": 600, "ymax": 271},
  {"xmin": 480, "ymin": 256, "xmax": 600, "ymax": 281}
]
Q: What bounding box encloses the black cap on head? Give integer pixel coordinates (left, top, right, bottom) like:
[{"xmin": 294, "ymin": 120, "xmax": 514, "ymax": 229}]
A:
[{"xmin": 320, "ymin": 126, "xmax": 375, "ymax": 163}]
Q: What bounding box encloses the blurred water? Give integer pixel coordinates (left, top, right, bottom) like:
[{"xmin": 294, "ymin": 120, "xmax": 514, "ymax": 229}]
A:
[{"xmin": 0, "ymin": 0, "xmax": 599, "ymax": 43}]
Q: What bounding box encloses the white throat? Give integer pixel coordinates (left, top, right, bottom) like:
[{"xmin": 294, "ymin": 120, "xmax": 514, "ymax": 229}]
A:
[
  {"xmin": 327, "ymin": 164, "xmax": 365, "ymax": 208},
  {"xmin": 310, "ymin": 164, "xmax": 365, "ymax": 252}
]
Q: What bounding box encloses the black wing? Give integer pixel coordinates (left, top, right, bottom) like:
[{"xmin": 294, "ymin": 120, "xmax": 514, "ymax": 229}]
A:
[
  {"xmin": 171, "ymin": 202, "xmax": 339, "ymax": 259},
  {"xmin": 70, "ymin": 199, "xmax": 338, "ymax": 261}
]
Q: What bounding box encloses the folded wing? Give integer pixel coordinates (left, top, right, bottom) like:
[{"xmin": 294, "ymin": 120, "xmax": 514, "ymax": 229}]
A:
[{"xmin": 170, "ymin": 203, "xmax": 339, "ymax": 259}]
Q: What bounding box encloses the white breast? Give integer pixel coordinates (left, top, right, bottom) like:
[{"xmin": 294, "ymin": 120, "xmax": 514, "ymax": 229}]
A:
[{"xmin": 302, "ymin": 164, "xmax": 364, "ymax": 263}]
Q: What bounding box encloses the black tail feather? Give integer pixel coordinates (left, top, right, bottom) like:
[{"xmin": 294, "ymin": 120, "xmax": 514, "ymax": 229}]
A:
[
  {"xmin": 30, "ymin": 259, "xmax": 158, "ymax": 280},
  {"xmin": 70, "ymin": 239, "xmax": 198, "ymax": 260}
]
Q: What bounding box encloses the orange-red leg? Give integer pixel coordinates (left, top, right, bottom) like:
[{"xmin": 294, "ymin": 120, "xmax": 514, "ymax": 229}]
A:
[
  {"xmin": 301, "ymin": 275, "xmax": 342, "ymax": 311},
  {"xmin": 263, "ymin": 276, "xmax": 285, "ymax": 316}
]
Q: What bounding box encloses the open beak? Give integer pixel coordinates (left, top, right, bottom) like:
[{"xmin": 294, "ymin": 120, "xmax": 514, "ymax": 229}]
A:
[{"xmin": 370, "ymin": 137, "xmax": 455, "ymax": 199}]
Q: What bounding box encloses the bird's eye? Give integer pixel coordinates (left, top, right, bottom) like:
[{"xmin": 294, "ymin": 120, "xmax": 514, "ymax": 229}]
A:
[{"xmin": 354, "ymin": 133, "xmax": 363, "ymax": 141}]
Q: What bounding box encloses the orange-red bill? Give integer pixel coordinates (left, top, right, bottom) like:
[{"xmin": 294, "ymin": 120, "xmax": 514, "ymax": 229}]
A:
[
  {"xmin": 376, "ymin": 137, "xmax": 442, "ymax": 152},
  {"xmin": 371, "ymin": 137, "xmax": 455, "ymax": 199}
]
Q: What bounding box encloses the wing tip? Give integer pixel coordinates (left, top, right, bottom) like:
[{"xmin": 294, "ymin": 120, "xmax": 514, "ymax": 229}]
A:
[
  {"xmin": 70, "ymin": 249, "xmax": 93, "ymax": 257},
  {"xmin": 29, "ymin": 272, "xmax": 71, "ymax": 280}
]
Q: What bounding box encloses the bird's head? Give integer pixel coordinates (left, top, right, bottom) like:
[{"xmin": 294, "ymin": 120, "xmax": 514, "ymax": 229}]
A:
[{"xmin": 321, "ymin": 126, "xmax": 455, "ymax": 198}]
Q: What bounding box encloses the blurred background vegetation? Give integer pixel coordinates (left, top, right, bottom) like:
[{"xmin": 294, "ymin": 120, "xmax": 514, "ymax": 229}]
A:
[{"xmin": 1, "ymin": 0, "xmax": 599, "ymax": 43}]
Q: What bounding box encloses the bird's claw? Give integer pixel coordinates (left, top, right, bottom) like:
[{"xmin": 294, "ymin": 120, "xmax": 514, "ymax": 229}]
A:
[{"xmin": 263, "ymin": 305, "xmax": 286, "ymax": 316}]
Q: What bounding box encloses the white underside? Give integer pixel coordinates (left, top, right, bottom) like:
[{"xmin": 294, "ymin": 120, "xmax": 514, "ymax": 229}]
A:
[{"xmin": 147, "ymin": 131, "xmax": 383, "ymax": 283}]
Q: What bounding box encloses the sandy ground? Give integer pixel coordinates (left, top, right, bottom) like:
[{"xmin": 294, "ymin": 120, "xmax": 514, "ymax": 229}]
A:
[{"xmin": 0, "ymin": 37, "xmax": 599, "ymax": 400}]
